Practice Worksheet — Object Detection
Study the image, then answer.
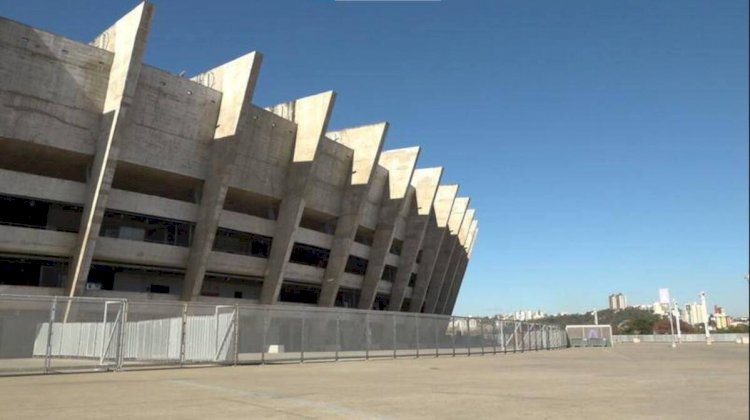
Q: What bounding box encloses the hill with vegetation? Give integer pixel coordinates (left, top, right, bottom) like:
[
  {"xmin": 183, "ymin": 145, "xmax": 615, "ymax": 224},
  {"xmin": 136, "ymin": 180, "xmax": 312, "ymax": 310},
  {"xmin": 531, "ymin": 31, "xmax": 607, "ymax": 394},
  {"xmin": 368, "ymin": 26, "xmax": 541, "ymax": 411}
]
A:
[{"xmin": 535, "ymin": 307, "xmax": 664, "ymax": 334}]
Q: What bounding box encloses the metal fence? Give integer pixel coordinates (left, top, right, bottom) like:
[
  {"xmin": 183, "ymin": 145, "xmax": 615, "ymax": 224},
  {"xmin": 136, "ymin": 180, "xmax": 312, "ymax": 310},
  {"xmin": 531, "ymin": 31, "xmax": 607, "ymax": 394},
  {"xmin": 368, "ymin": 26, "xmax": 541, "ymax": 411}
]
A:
[{"xmin": 0, "ymin": 295, "xmax": 568, "ymax": 375}]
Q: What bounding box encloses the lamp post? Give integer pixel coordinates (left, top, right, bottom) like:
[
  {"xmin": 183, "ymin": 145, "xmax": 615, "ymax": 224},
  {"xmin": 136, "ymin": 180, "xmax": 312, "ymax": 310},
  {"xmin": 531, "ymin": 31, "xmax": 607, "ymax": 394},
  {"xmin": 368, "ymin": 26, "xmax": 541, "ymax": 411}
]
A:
[
  {"xmin": 673, "ymin": 299, "xmax": 682, "ymax": 342},
  {"xmin": 700, "ymin": 292, "xmax": 710, "ymax": 342},
  {"xmin": 667, "ymin": 301, "xmax": 676, "ymax": 348}
]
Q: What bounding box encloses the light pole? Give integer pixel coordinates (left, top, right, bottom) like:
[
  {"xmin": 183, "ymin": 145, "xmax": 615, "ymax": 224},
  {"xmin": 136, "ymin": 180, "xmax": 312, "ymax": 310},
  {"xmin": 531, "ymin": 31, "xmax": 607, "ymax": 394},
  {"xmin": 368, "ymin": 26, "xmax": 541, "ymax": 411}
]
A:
[
  {"xmin": 667, "ymin": 301, "xmax": 676, "ymax": 348},
  {"xmin": 700, "ymin": 292, "xmax": 710, "ymax": 342},
  {"xmin": 673, "ymin": 299, "xmax": 682, "ymax": 342}
]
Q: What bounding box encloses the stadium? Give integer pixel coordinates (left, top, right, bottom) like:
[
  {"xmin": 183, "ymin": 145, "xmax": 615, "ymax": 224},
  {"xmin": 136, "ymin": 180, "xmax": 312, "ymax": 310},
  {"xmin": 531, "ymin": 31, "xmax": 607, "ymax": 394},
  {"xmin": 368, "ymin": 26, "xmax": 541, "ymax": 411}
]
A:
[{"xmin": 0, "ymin": 2, "xmax": 479, "ymax": 315}]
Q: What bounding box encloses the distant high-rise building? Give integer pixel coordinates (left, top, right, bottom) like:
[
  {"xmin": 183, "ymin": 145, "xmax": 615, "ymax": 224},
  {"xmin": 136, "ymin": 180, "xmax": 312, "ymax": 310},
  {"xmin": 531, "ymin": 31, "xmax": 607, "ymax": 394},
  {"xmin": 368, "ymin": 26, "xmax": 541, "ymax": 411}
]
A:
[
  {"xmin": 608, "ymin": 293, "xmax": 627, "ymax": 310},
  {"xmin": 685, "ymin": 303, "xmax": 707, "ymax": 325}
]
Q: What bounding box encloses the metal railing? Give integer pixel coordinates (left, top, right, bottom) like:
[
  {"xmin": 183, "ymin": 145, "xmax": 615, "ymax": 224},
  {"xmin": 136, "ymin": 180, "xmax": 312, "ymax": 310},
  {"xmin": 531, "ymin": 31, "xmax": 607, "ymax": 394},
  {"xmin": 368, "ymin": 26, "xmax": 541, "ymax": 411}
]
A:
[{"xmin": 0, "ymin": 295, "xmax": 568, "ymax": 375}]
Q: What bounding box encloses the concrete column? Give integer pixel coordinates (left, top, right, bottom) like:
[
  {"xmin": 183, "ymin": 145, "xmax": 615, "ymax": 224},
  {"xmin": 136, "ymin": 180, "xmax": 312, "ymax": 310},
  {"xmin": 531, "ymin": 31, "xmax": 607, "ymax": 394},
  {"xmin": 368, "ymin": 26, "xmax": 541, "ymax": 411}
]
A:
[
  {"xmin": 357, "ymin": 147, "xmax": 421, "ymax": 310},
  {"xmin": 445, "ymin": 221, "xmax": 478, "ymax": 315},
  {"xmin": 408, "ymin": 185, "xmax": 458, "ymax": 313},
  {"xmin": 181, "ymin": 52, "xmax": 263, "ymax": 301},
  {"xmin": 387, "ymin": 167, "xmax": 443, "ymax": 311},
  {"xmin": 423, "ymin": 197, "xmax": 469, "ymax": 313},
  {"xmin": 66, "ymin": 3, "xmax": 153, "ymax": 296},
  {"xmin": 317, "ymin": 123, "xmax": 388, "ymax": 307},
  {"xmin": 436, "ymin": 209, "xmax": 474, "ymax": 314},
  {"xmin": 259, "ymin": 91, "xmax": 336, "ymax": 304}
]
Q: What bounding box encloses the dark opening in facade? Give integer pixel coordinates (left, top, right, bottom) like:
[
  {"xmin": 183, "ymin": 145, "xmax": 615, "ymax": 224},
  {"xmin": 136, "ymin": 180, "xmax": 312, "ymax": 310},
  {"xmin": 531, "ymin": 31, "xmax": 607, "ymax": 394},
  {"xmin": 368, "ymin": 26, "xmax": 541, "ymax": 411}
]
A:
[
  {"xmin": 279, "ymin": 281, "xmax": 320, "ymax": 304},
  {"xmin": 299, "ymin": 208, "xmax": 337, "ymax": 234},
  {"xmin": 354, "ymin": 226, "xmax": 374, "ymax": 246},
  {"xmin": 344, "ymin": 255, "xmax": 368, "ymax": 276},
  {"xmin": 0, "ymin": 138, "xmax": 90, "ymax": 182},
  {"xmin": 149, "ymin": 284, "xmax": 170, "ymax": 294},
  {"xmin": 0, "ymin": 194, "xmax": 82, "ymax": 233},
  {"xmin": 213, "ymin": 228, "xmax": 272, "ymax": 258},
  {"xmin": 409, "ymin": 272, "xmax": 417, "ymax": 287},
  {"xmin": 289, "ymin": 243, "xmax": 330, "ymax": 268},
  {"xmin": 400, "ymin": 298, "xmax": 411, "ymax": 312},
  {"xmin": 335, "ymin": 287, "xmax": 361, "ymax": 308},
  {"xmin": 201, "ymin": 273, "xmax": 262, "ymax": 300},
  {"xmin": 373, "ymin": 293, "xmax": 390, "ymax": 310},
  {"xmin": 86, "ymin": 263, "xmax": 184, "ymax": 294},
  {"xmin": 389, "ymin": 238, "xmax": 403, "ymax": 256},
  {"xmin": 0, "ymin": 255, "xmax": 68, "ymax": 287},
  {"xmin": 112, "ymin": 162, "xmax": 204, "ymax": 204},
  {"xmin": 381, "ymin": 265, "xmax": 398, "ymax": 282},
  {"xmin": 223, "ymin": 188, "xmax": 280, "ymax": 221},
  {"xmin": 100, "ymin": 210, "xmax": 193, "ymax": 247}
]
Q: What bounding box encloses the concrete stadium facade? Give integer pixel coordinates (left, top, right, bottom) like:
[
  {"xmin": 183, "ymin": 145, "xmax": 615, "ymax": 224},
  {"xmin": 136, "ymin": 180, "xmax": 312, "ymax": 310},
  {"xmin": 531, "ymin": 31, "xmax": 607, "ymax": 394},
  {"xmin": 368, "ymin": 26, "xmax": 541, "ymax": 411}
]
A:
[{"xmin": 0, "ymin": 3, "xmax": 478, "ymax": 315}]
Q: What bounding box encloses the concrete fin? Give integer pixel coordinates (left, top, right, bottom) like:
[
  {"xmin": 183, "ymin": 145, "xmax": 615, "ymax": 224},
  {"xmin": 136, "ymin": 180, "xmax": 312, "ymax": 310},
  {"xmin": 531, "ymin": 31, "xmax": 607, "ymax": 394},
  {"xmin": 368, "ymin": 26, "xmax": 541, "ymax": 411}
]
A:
[
  {"xmin": 66, "ymin": 1, "xmax": 153, "ymax": 298},
  {"xmin": 458, "ymin": 209, "xmax": 475, "ymax": 246},
  {"xmin": 327, "ymin": 122, "xmax": 388, "ymax": 186},
  {"xmin": 433, "ymin": 185, "xmax": 458, "ymax": 227},
  {"xmin": 91, "ymin": 2, "xmax": 154, "ymax": 112},
  {"xmin": 191, "ymin": 51, "xmax": 263, "ymax": 139},
  {"xmin": 180, "ymin": 52, "xmax": 264, "ymax": 301},
  {"xmin": 467, "ymin": 222, "xmax": 479, "ymax": 257},
  {"xmin": 267, "ymin": 91, "xmax": 336, "ymax": 162},
  {"xmin": 447, "ymin": 197, "xmax": 470, "ymax": 234},
  {"xmin": 411, "ymin": 167, "xmax": 443, "ymax": 216},
  {"xmin": 408, "ymin": 210, "xmax": 445, "ymax": 313},
  {"xmin": 379, "ymin": 146, "xmax": 420, "ymax": 200}
]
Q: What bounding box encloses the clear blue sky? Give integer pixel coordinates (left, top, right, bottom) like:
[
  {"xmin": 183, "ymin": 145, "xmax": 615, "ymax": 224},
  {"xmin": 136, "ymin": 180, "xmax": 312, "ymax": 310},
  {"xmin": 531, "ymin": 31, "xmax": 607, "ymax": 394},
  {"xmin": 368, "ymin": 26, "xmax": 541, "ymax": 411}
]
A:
[{"xmin": 2, "ymin": 1, "xmax": 747, "ymax": 316}]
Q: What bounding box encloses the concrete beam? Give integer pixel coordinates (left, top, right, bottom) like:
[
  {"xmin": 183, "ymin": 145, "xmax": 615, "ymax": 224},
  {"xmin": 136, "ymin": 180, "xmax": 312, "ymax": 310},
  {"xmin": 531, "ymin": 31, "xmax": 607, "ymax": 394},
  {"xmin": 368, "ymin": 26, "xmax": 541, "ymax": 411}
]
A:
[
  {"xmin": 387, "ymin": 167, "xmax": 443, "ymax": 311},
  {"xmin": 181, "ymin": 52, "xmax": 263, "ymax": 301},
  {"xmin": 259, "ymin": 91, "xmax": 336, "ymax": 304},
  {"xmin": 422, "ymin": 196, "xmax": 469, "ymax": 313},
  {"xmin": 66, "ymin": 2, "xmax": 153, "ymax": 297},
  {"xmin": 445, "ymin": 221, "xmax": 478, "ymax": 315},
  {"xmin": 408, "ymin": 184, "xmax": 457, "ymax": 312},
  {"xmin": 357, "ymin": 147, "xmax": 421, "ymax": 310},
  {"xmin": 436, "ymin": 209, "xmax": 474, "ymax": 314},
  {"xmin": 317, "ymin": 122, "xmax": 388, "ymax": 307}
]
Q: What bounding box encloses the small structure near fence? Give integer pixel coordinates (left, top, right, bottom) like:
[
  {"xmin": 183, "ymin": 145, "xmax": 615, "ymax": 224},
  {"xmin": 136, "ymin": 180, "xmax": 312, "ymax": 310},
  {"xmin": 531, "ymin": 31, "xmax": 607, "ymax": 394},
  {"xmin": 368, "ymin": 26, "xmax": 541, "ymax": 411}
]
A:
[
  {"xmin": 565, "ymin": 325, "xmax": 613, "ymax": 347},
  {"xmin": 0, "ymin": 295, "xmax": 569, "ymax": 375}
]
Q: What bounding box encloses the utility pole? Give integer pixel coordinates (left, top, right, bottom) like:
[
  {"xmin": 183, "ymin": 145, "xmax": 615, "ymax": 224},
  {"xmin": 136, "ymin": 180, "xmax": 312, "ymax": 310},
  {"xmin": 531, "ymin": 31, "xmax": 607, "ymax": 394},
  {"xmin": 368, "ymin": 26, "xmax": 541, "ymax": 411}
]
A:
[{"xmin": 593, "ymin": 309, "xmax": 598, "ymax": 325}]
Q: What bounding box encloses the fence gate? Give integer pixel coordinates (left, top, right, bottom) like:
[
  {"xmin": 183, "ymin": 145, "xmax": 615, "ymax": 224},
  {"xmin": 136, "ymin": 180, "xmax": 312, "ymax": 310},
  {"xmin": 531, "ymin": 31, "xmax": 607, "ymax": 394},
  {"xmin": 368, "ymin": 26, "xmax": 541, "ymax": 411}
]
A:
[
  {"xmin": 183, "ymin": 304, "xmax": 237, "ymax": 363},
  {"xmin": 45, "ymin": 298, "xmax": 126, "ymax": 373}
]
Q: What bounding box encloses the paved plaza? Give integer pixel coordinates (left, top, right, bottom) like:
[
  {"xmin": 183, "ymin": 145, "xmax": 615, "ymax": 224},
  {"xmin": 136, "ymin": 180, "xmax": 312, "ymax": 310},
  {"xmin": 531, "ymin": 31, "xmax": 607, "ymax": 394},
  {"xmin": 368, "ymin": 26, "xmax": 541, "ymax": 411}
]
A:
[{"xmin": 0, "ymin": 344, "xmax": 747, "ymax": 419}]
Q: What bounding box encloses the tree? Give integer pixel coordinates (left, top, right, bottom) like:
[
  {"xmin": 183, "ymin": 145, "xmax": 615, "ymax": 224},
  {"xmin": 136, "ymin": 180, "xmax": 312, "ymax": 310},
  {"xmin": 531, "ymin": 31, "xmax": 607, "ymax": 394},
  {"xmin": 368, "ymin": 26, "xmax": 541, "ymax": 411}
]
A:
[
  {"xmin": 653, "ymin": 319, "xmax": 695, "ymax": 335},
  {"xmin": 621, "ymin": 317, "xmax": 657, "ymax": 335}
]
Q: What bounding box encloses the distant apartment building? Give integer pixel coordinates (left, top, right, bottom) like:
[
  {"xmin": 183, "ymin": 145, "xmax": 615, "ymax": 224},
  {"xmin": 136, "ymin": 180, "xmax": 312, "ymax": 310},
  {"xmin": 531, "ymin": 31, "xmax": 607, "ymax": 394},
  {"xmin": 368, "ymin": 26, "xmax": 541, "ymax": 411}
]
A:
[
  {"xmin": 608, "ymin": 293, "xmax": 627, "ymax": 310},
  {"xmin": 712, "ymin": 313, "xmax": 729, "ymax": 330},
  {"xmin": 685, "ymin": 303, "xmax": 707, "ymax": 325},
  {"xmin": 651, "ymin": 302, "xmax": 667, "ymax": 315},
  {"xmin": 712, "ymin": 305, "xmax": 729, "ymax": 329}
]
